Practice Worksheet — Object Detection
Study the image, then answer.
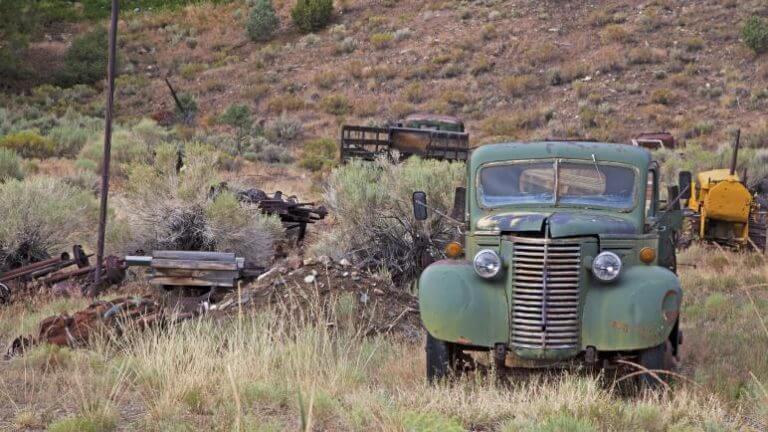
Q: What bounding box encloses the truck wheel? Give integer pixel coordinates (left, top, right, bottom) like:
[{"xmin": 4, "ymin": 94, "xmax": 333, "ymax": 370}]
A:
[
  {"xmin": 426, "ymin": 333, "xmax": 457, "ymax": 383},
  {"xmin": 637, "ymin": 341, "xmax": 675, "ymax": 388}
]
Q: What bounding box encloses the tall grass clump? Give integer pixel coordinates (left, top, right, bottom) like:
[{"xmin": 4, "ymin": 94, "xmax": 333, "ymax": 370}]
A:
[
  {"xmin": 292, "ymin": 0, "xmax": 333, "ymax": 33},
  {"xmin": 0, "ymin": 177, "xmax": 96, "ymax": 270},
  {"xmin": 315, "ymin": 157, "xmax": 465, "ymax": 284},
  {"xmin": 247, "ymin": 0, "xmax": 279, "ymax": 42},
  {"xmin": 117, "ymin": 143, "xmax": 282, "ymax": 263},
  {"xmin": 0, "ymin": 148, "xmax": 24, "ymax": 182}
]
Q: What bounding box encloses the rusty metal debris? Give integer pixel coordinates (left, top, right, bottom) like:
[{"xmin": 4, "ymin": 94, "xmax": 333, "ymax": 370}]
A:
[
  {"xmin": 631, "ymin": 132, "xmax": 676, "ymax": 150},
  {"xmin": 210, "ymin": 183, "xmax": 328, "ymax": 241},
  {"xmin": 4, "ymin": 296, "xmax": 178, "ymax": 359},
  {"xmin": 340, "ymin": 114, "xmax": 470, "ymax": 163},
  {"xmin": 4, "ymin": 255, "xmax": 422, "ymax": 359},
  {"xmin": 0, "ymin": 245, "xmax": 126, "ymax": 304}
]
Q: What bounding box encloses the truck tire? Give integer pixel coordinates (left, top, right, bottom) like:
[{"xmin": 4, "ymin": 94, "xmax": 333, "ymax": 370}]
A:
[
  {"xmin": 637, "ymin": 341, "xmax": 675, "ymax": 388},
  {"xmin": 426, "ymin": 333, "xmax": 457, "ymax": 383}
]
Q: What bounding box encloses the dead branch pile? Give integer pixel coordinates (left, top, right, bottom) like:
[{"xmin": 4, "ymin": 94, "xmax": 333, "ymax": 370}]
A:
[{"xmin": 229, "ymin": 256, "xmax": 421, "ymax": 340}]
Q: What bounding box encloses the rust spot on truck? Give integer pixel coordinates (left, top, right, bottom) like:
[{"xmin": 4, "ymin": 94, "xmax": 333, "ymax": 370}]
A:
[{"xmin": 611, "ymin": 320, "xmax": 630, "ymax": 333}]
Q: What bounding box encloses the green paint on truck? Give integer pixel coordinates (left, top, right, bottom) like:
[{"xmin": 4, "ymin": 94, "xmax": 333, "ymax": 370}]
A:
[{"xmin": 419, "ymin": 141, "xmax": 683, "ymax": 382}]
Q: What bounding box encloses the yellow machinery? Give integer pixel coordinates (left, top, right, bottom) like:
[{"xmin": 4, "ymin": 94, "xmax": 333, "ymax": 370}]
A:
[
  {"xmin": 685, "ymin": 169, "xmax": 752, "ymax": 245},
  {"xmin": 679, "ymin": 130, "xmax": 766, "ymax": 250}
]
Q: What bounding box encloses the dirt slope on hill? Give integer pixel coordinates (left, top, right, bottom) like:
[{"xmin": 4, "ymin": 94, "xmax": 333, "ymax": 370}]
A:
[{"xmin": 82, "ymin": 0, "xmax": 766, "ymax": 148}]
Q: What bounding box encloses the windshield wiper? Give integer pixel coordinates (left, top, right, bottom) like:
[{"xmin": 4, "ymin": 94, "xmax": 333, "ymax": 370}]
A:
[{"xmin": 591, "ymin": 154, "xmax": 604, "ymax": 183}]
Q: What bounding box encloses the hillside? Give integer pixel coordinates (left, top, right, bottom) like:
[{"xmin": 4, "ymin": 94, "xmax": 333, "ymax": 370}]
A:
[{"xmin": 5, "ymin": 0, "xmax": 768, "ymax": 150}]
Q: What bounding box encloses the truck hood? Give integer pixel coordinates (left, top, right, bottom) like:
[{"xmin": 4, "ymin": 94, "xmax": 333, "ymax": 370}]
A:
[{"xmin": 476, "ymin": 211, "xmax": 637, "ymax": 237}]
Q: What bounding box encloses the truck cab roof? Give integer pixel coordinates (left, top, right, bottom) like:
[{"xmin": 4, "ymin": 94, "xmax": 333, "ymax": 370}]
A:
[{"xmin": 469, "ymin": 141, "xmax": 652, "ymax": 172}]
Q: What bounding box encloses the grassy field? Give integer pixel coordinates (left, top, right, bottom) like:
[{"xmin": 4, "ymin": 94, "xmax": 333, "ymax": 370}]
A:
[
  {"xmin": 0, "ymin": 246, "xmax": 766, "ymax": 431},
  {"xmin": 1, "ymin": 0, "xmax": 768, "ymax": 430}
]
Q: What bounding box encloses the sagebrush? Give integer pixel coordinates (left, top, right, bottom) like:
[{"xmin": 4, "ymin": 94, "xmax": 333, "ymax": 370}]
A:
[
  {"xmin": 0, "ymin": 148, "xmax": 24, "ymax": 182},
  {"xmin": 0, "ymin": 177, "xmax": 97, "ymax": 270},
  {"xmin": 247, "ymin": 0, "xmax": 279, "ymax": 42},
  {"xmin": 315, "ymin": 157, "xmax": 465, "ymax": 284},
  {"xmin": 117, "ymin": 143, "xmax": 283, "ymax": 263}
]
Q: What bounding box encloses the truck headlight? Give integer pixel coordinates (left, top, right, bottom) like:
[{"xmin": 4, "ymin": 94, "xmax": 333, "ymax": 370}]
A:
[
  {"xmin": 473, "ymin": 249, "xmax": 501, "ymax": 278},
  {"xmin": 592, "ymin": 251, "xmax": 622, "ymax": 282}
]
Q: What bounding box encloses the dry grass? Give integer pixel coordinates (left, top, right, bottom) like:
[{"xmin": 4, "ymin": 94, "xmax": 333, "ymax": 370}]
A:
[{"xmin": 1, "ymin": 246, "xmax": 766, "ymax": 430}]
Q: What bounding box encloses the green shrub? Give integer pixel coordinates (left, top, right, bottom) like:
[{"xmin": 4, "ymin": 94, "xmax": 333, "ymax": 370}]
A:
[
  {"xmin": 247, "ymin": 0, "xmax": 279, "ymax": 42},
  {"xmin": 0, "ymin": 148, "xmax": 24, "ymax": 182},
  {"xmin": 320, "ymin": 94, "xmax": 351, "ymax": 116},
  {"xmin": 650, "ymin": 88, "xmax": 675, "ymax": 105},
  {"xmin": 370, "ymin": 32, "xmax": 394, "ymax": 49},
  {"xmin": 169, "ymin": 93, "xmax": 198, "ymax": 121},
  {"xmin": 58, "ymin": 27, "xmax": 110, "ymax": 86},
  {"xmin": 299, "ymin": 138, "xmax": 336, "ymax": 171},
  {"xmin": 47, "ymin": 407, "xmax": 117, "ymax": 432},
  {"xmin": 0, "ymin": 177, "xmax": 97, "ymax": 270},
  {"xmin": 0, "ymin": 130, "xmax": 56, "ymax": 158},
  {"xmin": 742, "ymin": 16, "xmax": 768, "ymax": 54},
  {"xmin": 313, "ymin": 158, "xmax": 465, "ymax": 284},
  {"xmin": 218, "ymin": 104, "xmax": 253, "ymax": 130},
  {"xmin": 291, "ymin": 0, "xmax": 334, "ymax": 33}
]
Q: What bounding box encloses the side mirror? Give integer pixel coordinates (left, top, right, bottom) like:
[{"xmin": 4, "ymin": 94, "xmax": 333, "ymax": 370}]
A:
[
  {"xmin": 450, "ymin": 187, "xmax": 466, "ymax": 223},
  {"xmin": 678, "ymin": 171, "xmax": 692, "ymax": 201},
  {"xmin": 412, "ymin": 191, "xmax": 428, "ymax": 221}
]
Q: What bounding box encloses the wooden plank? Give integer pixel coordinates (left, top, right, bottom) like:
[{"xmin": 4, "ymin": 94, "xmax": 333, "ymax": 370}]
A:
[
  {"xmin": 149, "ymin": 276, "xmax": 235, "ymax": 288},
  {"xmin": 151, "ymin": 259, "xmax": 238, "ymax": 271},
  {"xmin": 153, "ymin": 268, "xmax": 239, "ymax": 279},
  {"xmin": 152, "ymin": 251, "xmax": 236, "ymax": 262}
]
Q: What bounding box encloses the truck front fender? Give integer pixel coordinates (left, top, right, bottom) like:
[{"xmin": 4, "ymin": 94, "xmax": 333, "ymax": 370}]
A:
[
  {"xmin": 582, "ymin": 266, "xmax": 681, "ymax": 352},
  {"xmin": 419, "ymin": 260, "xmax": 508, "ymax": 348}
]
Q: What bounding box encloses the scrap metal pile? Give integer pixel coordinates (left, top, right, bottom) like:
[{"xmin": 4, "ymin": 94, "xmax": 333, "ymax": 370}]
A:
[
  {"xmin": 4, "ymin": 256, "xmax": 420, "ymax": 358},
  {"xmin": 5, "ymin": 296, "xmax": 172, "ymax": 359},
  {"xmin": 0, "ymin": 245, "xmax": 126, "ymax": 304},
  {"xmin": 210, "ymin": 183, "xmax": 328, "ymax": 241}
]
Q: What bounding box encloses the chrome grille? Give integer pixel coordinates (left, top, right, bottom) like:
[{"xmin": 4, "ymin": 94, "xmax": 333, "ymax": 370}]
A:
[{"xmin": 511, "ymin": 238, "xmax": 582, "ymax": 350}]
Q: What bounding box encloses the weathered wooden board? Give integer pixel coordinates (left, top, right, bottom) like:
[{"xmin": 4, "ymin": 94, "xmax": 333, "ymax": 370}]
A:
[
  {"xmin": 151, "ymin": 259, "xmax": 238, "ymax": 271},
  {"xmin": 152, "ymin": 251, "xmax": 236, "ymax": 262}
]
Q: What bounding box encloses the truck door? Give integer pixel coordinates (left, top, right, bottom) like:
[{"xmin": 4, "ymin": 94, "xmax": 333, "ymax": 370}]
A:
[{"xmin": 646, "ymin": 166, "xmax": 678, "ymax": 273}]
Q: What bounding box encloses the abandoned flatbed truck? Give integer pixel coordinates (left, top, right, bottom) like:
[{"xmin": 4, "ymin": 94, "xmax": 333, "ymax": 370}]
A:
[{"xmin": 416, "ymin": 141, "xmax": 683, "ymax": 384}]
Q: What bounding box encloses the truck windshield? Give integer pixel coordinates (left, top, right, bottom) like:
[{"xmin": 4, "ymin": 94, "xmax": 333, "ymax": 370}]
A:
[{"xmin": 478, "ymin": 159, "xmax": 636, "ymax": 210}]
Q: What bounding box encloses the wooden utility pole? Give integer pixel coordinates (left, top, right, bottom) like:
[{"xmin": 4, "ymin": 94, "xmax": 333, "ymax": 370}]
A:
[{"xmin": 93, "ymin": 0, "xmax": 119, "ymax": 295}]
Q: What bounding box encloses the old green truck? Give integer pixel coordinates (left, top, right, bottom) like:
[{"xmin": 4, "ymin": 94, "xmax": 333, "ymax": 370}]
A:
[{"xmin": 416, "ymin": 141, "xmax": 683, "ymax": 385}]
